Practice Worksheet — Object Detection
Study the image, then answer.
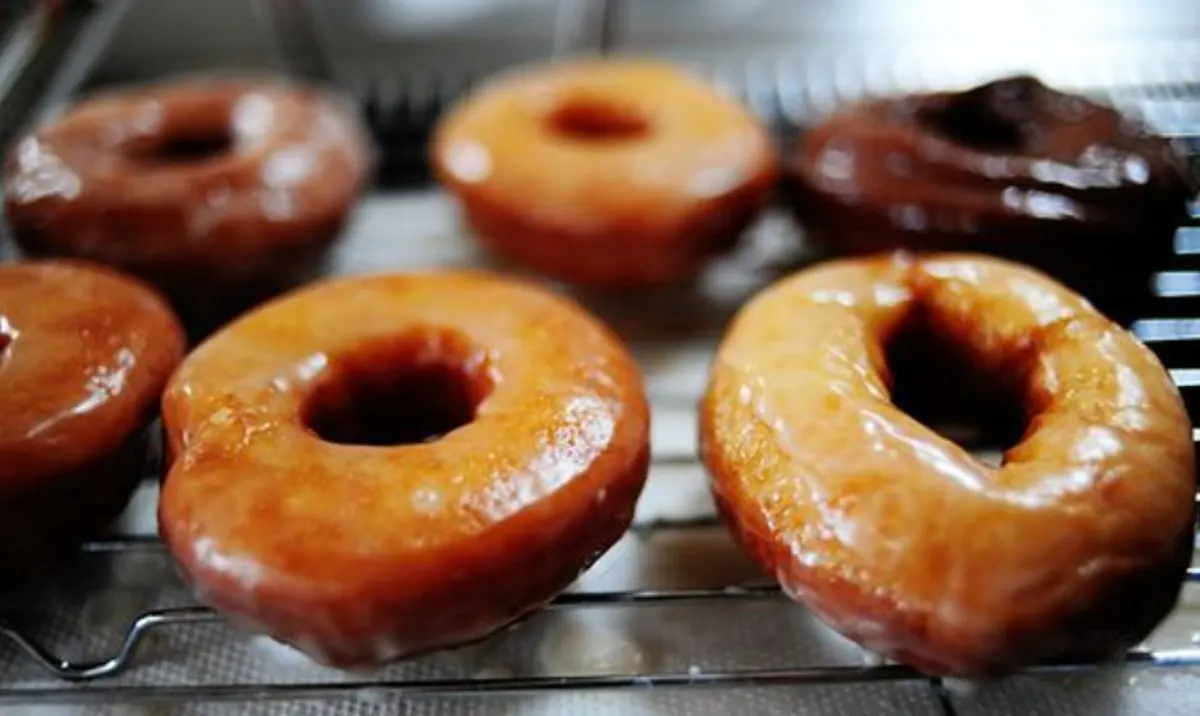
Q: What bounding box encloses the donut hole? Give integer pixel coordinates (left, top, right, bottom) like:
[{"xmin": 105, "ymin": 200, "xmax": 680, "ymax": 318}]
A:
[
  {"xmin": 303, "ymin": 333, "xmax": 493, "ymax": 447},
  {"xmin": 916, "ymin": 77, "xmax": 1042, "ymax": 153},
  {"xmin": 130, "ymin": 129, "xmax": 234, "ymax": 165},
  {"xmin": 547, "ymin": 98, "xmax": 649, "ymax": 142},
  {"xmin": 884, "ymin": 314, "xmax": 1027, "ymax": 461}
]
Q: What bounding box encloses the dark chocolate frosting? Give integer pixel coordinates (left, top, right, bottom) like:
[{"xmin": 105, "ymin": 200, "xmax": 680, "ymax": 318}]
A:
[{"xmin": 793, "ymin": 76, "xmax": 1197, "ymax": 254}]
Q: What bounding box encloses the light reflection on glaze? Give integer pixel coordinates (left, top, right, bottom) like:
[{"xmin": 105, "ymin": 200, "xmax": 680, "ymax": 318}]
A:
[
  {"xmin": 469, "ymin": 392, "xmax": 621, "ymax": 524},
  {"xmin": 24, "ymin": 347, "xmax": 140, "ymax": 439},
  {"xmin": 158, "ymin": 271, "xmax": 650, "ymax": 667},
  {"xmin": 231, "ymin": 92, "xmax": 277, "ymax": 142},
  {"xmin": 816, "ymin": 141, "xmax": 856, "ymax": 183},
  {"xmin": 1112, "ymin": 362, "xmax": 1152, "ymax": 431},
  {"xmin": 259, "ymin": 187, "xmax": 296, "ymax": 221},
  {"xmin": 1069, "ymin": 425, "xmax": 1123, "ymax": 464},
  {"xmin": 888, "ymin": 203, "xmax": 928, "ymax": 231},
  {"xmin": 443, "ymin": 140, "xmax": 492, "ymax": 184},
  {"xmin": 261, "ymin": 145, "xmax": 317, "ymax": 188},
  {"xmin": 130, "ymin": 99, "xmax": 164, "ymax": 136},
  {"xmin": 702, "ymin": 253, "xmax": 1196, "ymax": 676},
  {"xmin": 1003, "ymin": 276, "xmax": 1078, "ymax": 325},
  {"xmin": 192, "ymin": 536, "xmax": 264, "ymax": 589},
  {"xmin": 0, "ymin": 262, "xmax": 184, "ymax": 486},
  {"xmin": 269, "ymin": 352, "xmax": 330, "ymax": 394},
  {"xmin": 1123, "ymin": 155, "xmax": 1150, "ymax": 184},
  {"xmin": 860, "ymin": 407, "xmax": 989, "ymax": 493},
  {"xmin": 688, "ymin": 164, "xmax": 748, "ymax": 199},
  {"xmin": 5, "ymin": 136, "xmax": 82, "ymax": 202}
]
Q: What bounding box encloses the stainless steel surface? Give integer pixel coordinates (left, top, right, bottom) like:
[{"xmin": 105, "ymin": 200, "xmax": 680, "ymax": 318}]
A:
[{"xmin": 0, "ymin": 1, "xmax": 1199, "ymax": 713}]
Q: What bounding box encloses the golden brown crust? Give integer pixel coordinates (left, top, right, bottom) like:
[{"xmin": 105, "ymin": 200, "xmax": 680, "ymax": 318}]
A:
[
  {"xmin": 701, "ymin": 252, "xmax": 1196, "ymax": 677},
  {"xmin": 433, "ymin": 59, "xmax": 778, "ymax": 287},
  {"xmin": 0, "ymin": 260, "xmax": 184, "ymax": 572},
  {"xmin": 159, "ymin": 270, "xmax": 651, "ymax": 667},
  {"xmin": 3, "ymin": 78, "xmax": 372, "ymax": 323}
]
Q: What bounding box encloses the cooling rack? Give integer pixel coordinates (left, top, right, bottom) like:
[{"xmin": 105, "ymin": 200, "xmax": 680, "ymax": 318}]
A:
[{"xmin": 0, "ymin": 1, "xmax": 1199, "ymax": 712}]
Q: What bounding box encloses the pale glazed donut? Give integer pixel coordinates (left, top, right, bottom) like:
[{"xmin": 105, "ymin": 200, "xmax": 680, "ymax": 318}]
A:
[
  {"xmin": 701, "ymin": 252, "xmax": 1195, "ymax": 677},
  {"xmin": 0, "ymin": 260, "xmax": 183, "ymax": 574},
  {"xmin": 159, "ymin": 270, "xmax": 650, "ymax": 667},
  {"xmin": 3, "ymin": 78, "xmax": 372, "ymax": 327},
  {"xmin": 433, "ymin": 58, "xmax": 778, "ymax": 288}
]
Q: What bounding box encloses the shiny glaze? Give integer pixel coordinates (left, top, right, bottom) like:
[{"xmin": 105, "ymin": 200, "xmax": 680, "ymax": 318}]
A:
[
  {"xmin": 791, "ymin": 77, "xmax": 1197, "ymax": 299},
  {"xmin": 432, "ymin": 59, "xmax": 778, "ymax": 287},
  {"xmin": 160, "ymin": 270, "xmax": 651, "ymax": 667},
  {"xmin": 0, "ymin": 261, "xmax": 183, "ymax": 571},
  {"xmin": 3, "ymin": 78, "xmax": 372, "ymax": 322},
  {"xmin": 701, "ymin": 253, "xmax": 1196, "ymax": 677}
]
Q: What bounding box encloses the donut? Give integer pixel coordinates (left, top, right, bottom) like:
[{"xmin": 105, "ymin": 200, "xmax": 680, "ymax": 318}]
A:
[
  {"xmin": 3, "ymin": 78, "xmax": 372, "ymax": 328},
  {"xmin": 700, "ymin": 252, "xmax": 1196, "ymax": 677},
  {"xmin": 0, "ymin": 261, "xmax": 183, "ymax": 574},
  {"xmin": 159, "ymin": 270, "xmax": 651, "ymax": 666},
  {"xmin": 432, "ymin": 59, "xmax": 778, "ymax": 288},
  {"xmin": 790, "ymin": 76, "xmax": 1198, "ymax": 308}
]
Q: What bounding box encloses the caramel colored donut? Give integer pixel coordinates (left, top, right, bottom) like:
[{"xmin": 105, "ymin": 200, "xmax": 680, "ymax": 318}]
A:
[
  {"xmin": 701, "ymin": 252, "xmax": 1195, "ymax": 677},
  {"xmin": 433, "ymin": 59, "xmax": 777, "ymax": 288},
  {"xmin": 0, "ymin": 261, "xmax": 183, "ymax": 574},
  {"xmin": 3, "ymin": 78, "xmax": 372, "ymax": 326},
  {"xmin": 790, "ymin": 77, "xmax": 1197, "ymax": 306},
  {"xmin": 159, "ymin": 271, "xmax": 650, "ymax": 666}
]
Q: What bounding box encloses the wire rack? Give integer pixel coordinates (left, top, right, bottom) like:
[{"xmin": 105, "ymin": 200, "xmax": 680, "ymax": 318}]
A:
[{"xmin": 1, "ymin": 0, "xmax": 1200, "ymax": 711}]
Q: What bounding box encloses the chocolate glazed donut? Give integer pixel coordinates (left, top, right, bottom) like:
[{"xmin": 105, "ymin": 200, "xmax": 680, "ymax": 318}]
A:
[{"xmin": 791, "ymin": 76, "xmax": 1198, "ymax": 317}]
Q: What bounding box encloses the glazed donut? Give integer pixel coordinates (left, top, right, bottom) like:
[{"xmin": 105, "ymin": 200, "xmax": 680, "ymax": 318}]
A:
[
  {"xmin": 433, "ymin": 59, "xmax": 777, "ymax": 288},
  {"xmin": 3, "ymin": 78, "xmax": 372, "ymax": 327},
  {"xmin": 0, "ymin": 261, "xmax": 183, "ymax": 574},
  {"xmin": 159, "ymin": 270, "xmax": 650, "ymax": 666},
  {"xmin": 701, "ymin": 252, "xmax": 1196, "ymax": 677},
  {"xmin": 790, "ymin": 76, "xmax": 1198, "ymax": 307}
]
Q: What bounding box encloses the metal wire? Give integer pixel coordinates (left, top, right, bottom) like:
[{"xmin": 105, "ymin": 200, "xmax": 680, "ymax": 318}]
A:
[
  {"xmin": 1, "ymin": 530, "xmax": 1197, "ymax": 687},
  {"xmin": 28, "ymin": 0, "xmax": 130, "ymax": 122},
  {"xmin": 255, "ymin": 0, "xmax": 332, "ymax": 83},
  {"xmin": 0, "ymin": 607, "xmax": 214, "ymax": 682},
  {"xmin": 2, "ymin": 650, "xmax": 1199, "ymax": 706},
  {"xmin": 0, "ymin": 1, "xmax": 53, "ymax": 102},
  {"xmin": 0, "ymin": 665, "xmax": 969, "ymax": 706},
  {"xmin": 551, "ymin": 0, "xmax": 610, "ymax": 57}
]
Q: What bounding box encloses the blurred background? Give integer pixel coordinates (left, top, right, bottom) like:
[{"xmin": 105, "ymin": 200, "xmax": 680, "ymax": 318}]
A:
[
  {"xmin": 10, "ymin": 0, "xmax": 1190, "ymax": 186},
  {"xmin": 94, "ymin": 0, "xmax": 1200, "ymax": 81}
]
